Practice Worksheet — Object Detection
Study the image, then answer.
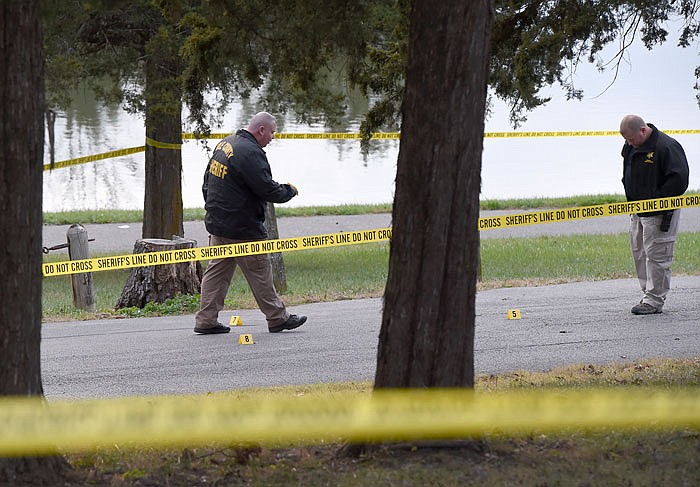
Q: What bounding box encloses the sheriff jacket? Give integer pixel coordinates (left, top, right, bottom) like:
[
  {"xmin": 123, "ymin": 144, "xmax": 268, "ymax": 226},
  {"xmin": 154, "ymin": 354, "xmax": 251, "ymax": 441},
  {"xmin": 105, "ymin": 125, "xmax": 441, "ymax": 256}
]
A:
[
  {"xmin": 621, "ymin": 123, "xmax": 689, "ymax": 216},
  {"xmin": 202, "ymin": 129, "xmax": 296, "ymax": 240}
]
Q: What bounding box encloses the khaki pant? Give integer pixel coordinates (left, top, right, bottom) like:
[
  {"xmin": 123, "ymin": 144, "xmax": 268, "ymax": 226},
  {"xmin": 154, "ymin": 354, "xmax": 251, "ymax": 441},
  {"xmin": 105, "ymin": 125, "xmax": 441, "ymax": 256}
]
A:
[
  {"xmin": 195, "ymin": 235, "xmax": 290, "ymax": 328},
  {"xmin": 630, "ymin": 211, "xmax": 680, "ymax": 309}
]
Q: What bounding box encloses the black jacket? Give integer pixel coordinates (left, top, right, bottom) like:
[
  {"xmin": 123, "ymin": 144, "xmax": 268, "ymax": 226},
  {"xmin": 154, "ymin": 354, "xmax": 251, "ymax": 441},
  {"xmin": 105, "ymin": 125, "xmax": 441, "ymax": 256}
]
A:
[
  {"xmin": 621, "ymin": 123, "xmax": 689, "ymax": 216},
  {"xmin": 202, "ymin": 129, "xmax": 296, "ymax": 240}
]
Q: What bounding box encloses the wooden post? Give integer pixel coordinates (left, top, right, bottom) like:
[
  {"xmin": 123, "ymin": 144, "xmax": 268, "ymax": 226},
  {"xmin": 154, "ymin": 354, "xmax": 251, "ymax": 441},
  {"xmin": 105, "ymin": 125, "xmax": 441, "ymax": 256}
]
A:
[
  {"xmin": 67, "ymin": 224, "xmax": 96, "ymax": 312},
  {"xmin": 265, "ymin": 202, "xmax": 288, "ymax": 293}
]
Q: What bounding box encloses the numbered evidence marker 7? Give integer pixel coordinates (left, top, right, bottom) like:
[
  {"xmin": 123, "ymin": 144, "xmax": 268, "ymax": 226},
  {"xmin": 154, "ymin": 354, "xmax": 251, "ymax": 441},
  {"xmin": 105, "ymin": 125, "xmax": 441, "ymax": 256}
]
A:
[
  {"xmin": 239, "ymin": 334, "xmax": 254, "ymax": 345},
  {"xmin": 507, "ymin": 309, "xmax": 522, "ymax": 320},
  {"xmin": 229, "ymin": 315, "xmax": 243, "ymax": 326}
]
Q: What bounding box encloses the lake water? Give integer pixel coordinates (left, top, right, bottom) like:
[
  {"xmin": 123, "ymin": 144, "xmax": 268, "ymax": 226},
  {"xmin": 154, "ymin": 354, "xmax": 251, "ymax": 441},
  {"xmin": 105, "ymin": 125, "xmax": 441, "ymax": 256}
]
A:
[{"xmin": 43, "ymin": 36, "xmax": 700, "ymax": 212}]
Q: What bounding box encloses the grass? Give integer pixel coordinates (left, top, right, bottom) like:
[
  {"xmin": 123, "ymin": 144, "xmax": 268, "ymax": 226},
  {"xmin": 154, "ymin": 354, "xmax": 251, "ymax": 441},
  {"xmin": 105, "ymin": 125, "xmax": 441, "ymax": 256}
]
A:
[
  {"xmin": 41, "ymin": 243, "xmax": 392, "ymax": 321},
  {"xmin": 479, "ymin": 192, "xmax": 629, "ymax": 210},
  {"xmin": 41, "ymin": 203, "xmax": 394, "ymax": 225},
  {"xmin": 44, "ymin": 192, "xmax": 688, "ymax": 224},
  {"xmin": 482, "ymin": 232, "xmax": 700, "ymax": 282},
  {"xmin": 56, "ymin": 357, "xmax": 700, "ymax": 486},
  {"xmin": 42, "ymin": 232, "xmax": 700, "ymax": 322}
]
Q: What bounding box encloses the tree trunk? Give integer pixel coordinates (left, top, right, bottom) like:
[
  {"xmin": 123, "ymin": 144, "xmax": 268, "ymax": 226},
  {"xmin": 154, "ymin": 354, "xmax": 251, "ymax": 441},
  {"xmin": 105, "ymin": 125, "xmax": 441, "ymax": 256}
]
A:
[
  {"xmin": 0, "ymin": 0, "xmax": 44, "ymax": 397},
  {"xmin": 265, "ymin": 202, "xmax": 288, "ymax": 293},
  {"xmin": 0, "ymin": 1, "xmax": 71, "ymax": 481},
  {"xmin": 136, "ymin": 32, "xmax": 192, "ymax": 305},
  {"xmin": 115, "ymin": 238, "xmax": 202, "ymax": 309},
  {"xmin": 374, "ymin": 1, "xmax": 494, "ymax": 388},
  {"xmin": 142, "ymin": 37, "xmax": 184, "ymax": 240}
]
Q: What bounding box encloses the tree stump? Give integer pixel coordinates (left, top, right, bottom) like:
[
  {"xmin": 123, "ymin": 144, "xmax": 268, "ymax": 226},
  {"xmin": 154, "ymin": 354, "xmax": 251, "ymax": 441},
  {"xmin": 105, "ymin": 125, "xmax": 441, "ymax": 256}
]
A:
[{"xmin": 115, "ymin": 237, "xmax": 202, "ymax": 309}]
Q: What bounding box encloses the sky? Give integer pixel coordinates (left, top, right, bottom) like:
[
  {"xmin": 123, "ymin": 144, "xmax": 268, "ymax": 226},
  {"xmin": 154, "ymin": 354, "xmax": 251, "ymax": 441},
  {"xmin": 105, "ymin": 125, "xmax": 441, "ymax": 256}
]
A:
[{"xmin": 479, "ymin": 25, "xmax": 699, "ymax": 201}]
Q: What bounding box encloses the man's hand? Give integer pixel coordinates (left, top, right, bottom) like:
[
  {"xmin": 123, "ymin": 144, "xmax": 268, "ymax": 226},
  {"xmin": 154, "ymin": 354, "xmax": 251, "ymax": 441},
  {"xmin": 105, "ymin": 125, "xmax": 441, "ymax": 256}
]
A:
[{"xmin": 288, "ymin": 182, "xmax": 299, "ymax": 196}]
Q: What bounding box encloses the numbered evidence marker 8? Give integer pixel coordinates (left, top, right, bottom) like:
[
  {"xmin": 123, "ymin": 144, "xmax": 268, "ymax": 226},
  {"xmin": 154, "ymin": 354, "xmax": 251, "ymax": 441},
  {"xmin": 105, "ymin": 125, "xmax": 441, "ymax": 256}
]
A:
[
  {"xmin": 507, "ymin": 309, "xmax": 522, "ymax": 320},
  {"xmin": 239, "ymin": 334, "xmax": 254, "ymax": 345},
  {"xmin": 229, "ymin": 315, "xmax": 243, "ymax": 326}
]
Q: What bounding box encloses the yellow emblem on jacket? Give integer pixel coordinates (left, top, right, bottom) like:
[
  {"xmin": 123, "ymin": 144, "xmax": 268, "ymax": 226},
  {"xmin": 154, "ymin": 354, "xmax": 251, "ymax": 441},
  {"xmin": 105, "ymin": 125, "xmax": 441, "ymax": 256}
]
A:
[
  {"xmin": 209, "ymin": 159, "xmax": 228, "ymax": 179},
  {"xmin": 214, "ymin": 140, "xmax": 234, "ymax": 159},
  {"xmin": 644, "ymin": 152, "xmax": 654, "ymax": 164}
]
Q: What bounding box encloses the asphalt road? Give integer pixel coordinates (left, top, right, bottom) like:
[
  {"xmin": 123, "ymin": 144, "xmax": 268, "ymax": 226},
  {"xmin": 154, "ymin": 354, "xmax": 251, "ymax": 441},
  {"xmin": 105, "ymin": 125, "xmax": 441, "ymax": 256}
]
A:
[{"xmin": 41, "ymin": 209, "xmax": 700, "ymax": 400}]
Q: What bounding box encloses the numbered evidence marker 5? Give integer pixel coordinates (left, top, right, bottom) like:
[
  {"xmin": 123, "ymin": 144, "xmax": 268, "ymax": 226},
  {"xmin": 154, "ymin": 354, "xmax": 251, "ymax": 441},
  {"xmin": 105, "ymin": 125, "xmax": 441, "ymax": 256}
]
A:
[
  {"xmin": 239, "ymin": 334, "xmax": 254, "ymax": 345},
  {"xmin": 229, "ymin": 315, "xmax": 243, "ymax": 326},
  {"xmin": 507, "ymin": 309, "xmax": 522, "ymax": 320}
]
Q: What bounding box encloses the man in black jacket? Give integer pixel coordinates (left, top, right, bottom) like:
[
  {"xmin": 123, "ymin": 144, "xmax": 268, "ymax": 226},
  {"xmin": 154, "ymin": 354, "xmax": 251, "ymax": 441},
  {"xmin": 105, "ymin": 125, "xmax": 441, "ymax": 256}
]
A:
[
  {"xmin": 195, "ymin": 112, "xmax": 307, "ymax": 334},
  {"xmin": 619, "ymin": 114, "xmax": 689, "ymax": 315}
]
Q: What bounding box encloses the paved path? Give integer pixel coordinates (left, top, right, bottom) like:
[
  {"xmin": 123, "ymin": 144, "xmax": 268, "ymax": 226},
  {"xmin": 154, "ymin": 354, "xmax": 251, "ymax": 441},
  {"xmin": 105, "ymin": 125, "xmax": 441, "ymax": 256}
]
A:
[
  {"xmin": 42, "ymin": 276, "xmax": 700, "ymax": 400},
  {"xmin": 40, "ymin": 209, "xmax": 700, "ymax": 400}
]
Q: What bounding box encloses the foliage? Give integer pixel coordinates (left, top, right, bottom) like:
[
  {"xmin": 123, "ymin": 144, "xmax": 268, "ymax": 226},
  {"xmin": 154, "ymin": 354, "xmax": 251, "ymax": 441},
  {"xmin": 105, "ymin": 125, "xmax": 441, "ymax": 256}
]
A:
[
  {"xmin": 43, "ymin": 1, "xmax": 699, "ymax": 138},
  {"xmin": 355, "ymin": 0, "xmax": 700, "ymax": 135},
  {"xmin": 177, "ymin": 0, "xmax": 387, "ymax": 131},
  {"xmin": 118, "ymin": 294, "xmax": 201, "ymax": 318},
  {"xmin": 43, "ymin": 1, "xmax": 154, "ymax": 111},
  {"xmin": 352, "ymin": 0, "xmax": 409, "ymax": 141},
  {"xmin": 42, "ymin": 0, "xmax": 388, "ymax": 133},
  {"xmin": 490, "ymin": 0, "xmax": 700, "ymax": 126}
]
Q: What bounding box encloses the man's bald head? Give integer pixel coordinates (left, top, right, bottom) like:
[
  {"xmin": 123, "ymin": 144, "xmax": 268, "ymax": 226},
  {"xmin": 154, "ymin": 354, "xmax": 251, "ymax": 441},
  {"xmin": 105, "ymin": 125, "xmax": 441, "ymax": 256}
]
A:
[
  {"xmin": 247, "ymin": 112, "xmax": 277, "ymax": 147},
  {"xmin": 620, "ymin": 114, "xmax": 651, "ymax": 148}
]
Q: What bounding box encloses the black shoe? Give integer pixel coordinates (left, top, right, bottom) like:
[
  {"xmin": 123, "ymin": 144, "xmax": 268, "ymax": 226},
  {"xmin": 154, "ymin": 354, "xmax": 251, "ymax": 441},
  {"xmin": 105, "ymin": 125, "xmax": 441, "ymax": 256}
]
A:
[
  {"xmin": 631, "ymin": 303, "xmax": 662, "ymax": 315},
  {"xmin": 194, "ymin": 322, "xmax": 231, "ymax": 334},
  {"xmin": 269, "ymin": 314, "xmax": 307, "ymax": 333}
]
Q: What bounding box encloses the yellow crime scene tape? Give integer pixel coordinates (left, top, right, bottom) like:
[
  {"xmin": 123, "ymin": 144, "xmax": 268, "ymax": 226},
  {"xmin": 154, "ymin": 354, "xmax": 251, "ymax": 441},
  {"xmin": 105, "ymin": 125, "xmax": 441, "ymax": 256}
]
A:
[
  {"xmin": 478, "ymin": 193, "xmax": 700, "ymax": 230},
  {"xmin": 1, "ymin": 387, "xmax": 699, "ymax": 455},
  {"xmin": 483, "ymin": 129, "xmax": 700, "ymax": 138},
  {"xmin": 184, "ymin": 129, "xmax": 700, "ymax": 140},
  {"xmin": 144, "ymin": 136, "xmax": 183, "ymax": 149},
  {"xmin": 44, "ymin": 129, "xmax": 700, "ymax": 171},
  {"xmin": 43, "ymin": 228, "xmax": 393, "ymax": 277},
  {"xmin": 182, "ymin": 132, "xmax": 402, "ymax": 140},
  {"xmin": 43, "ymin": 146, "xmax": 145, "ymax": 171},
  {"xmin": 42, "ymin": 194, "xmax": 700, "ymax": 277}
]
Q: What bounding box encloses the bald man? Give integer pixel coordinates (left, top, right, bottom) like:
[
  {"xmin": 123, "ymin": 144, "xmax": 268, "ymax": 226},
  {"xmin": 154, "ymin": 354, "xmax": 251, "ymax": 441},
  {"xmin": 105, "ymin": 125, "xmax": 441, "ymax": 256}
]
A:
[
  {"xmin": 195, "ymin": 112, "xmax": 307, "ymax": 334},
  {"xmin": 619, "ymin": 115, "xmax": 689, "ymax": 315}
]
